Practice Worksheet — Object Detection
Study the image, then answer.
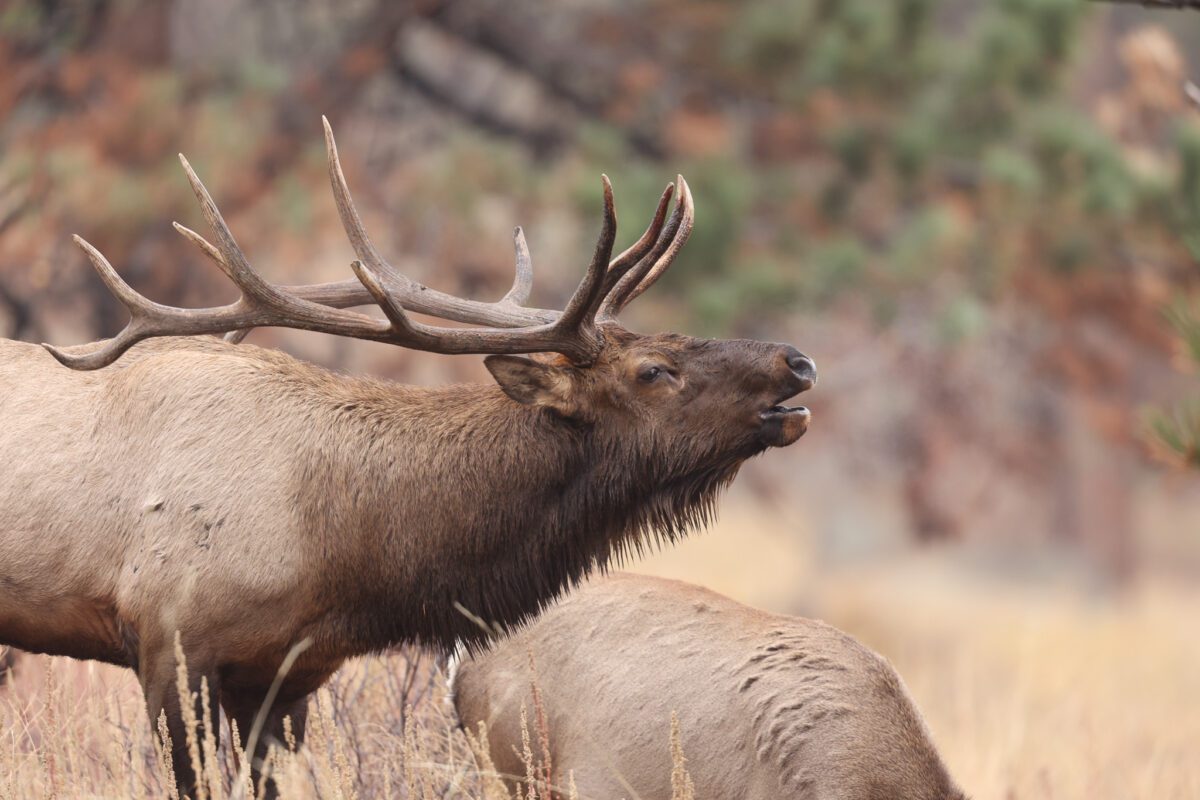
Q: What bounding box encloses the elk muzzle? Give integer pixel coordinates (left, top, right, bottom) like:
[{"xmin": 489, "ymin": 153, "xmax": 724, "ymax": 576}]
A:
[{"xmin": 758, "ymin": 345, "xmax": 816, "ymax": 447}]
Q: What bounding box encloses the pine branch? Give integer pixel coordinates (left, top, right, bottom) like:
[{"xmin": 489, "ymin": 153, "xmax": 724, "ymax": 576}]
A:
[
  {"xmin": 1166, "ymin": 301, "xmax": 1200, "ymax": 366},
  {"xmin": 1148, "ymin": 402, "xmax": 1200, "ymax": 467}
]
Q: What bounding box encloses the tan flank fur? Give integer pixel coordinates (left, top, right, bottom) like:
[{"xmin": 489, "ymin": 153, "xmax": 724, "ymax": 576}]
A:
[
  {"xmin": 454, "ymin": 573, "xmax": 966, "ymax": 800},
  {"xmin": 0, "ymin": 121, "xmax": 816, "ymax": 797}
]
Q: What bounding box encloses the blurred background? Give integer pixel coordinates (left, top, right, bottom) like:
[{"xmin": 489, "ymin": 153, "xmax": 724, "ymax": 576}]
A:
[{"xmin": 2, "ymin": 0, "xmax": 1199, "ymax": 797}]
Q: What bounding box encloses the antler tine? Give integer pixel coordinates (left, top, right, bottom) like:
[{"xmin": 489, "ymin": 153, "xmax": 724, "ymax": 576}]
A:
[
  {"xmin": 172, "ymin": 220, "xmax": 272, "ymax": 345},
  {"xmin": 171, "ymin": 223, "xmax": 253, "ymax": 343},
  {"xmin": 172, "ymin": 222, "xmax": 226, "ymax": 275},
  {"xmin": 43, "ymin": 326, "xmax": 144, "ymax": 371},
  {"xmin": 555, "ymin": 175, "xmax": 616, "ymax": 336},
  {"xmin": 72, "ymin": 235, "xmax": 171, "ymax": 319},
  {"xmin": 597, "ymin": 182, "xmax": 674, "ymax": 306},
  {"xmin": 177, "ymin": 154, "xmax": 296, "ymax": 311},
  {"xmin": 618, "ymin": 176, "xmax": 693, "ymax": 309},
  {"xmin": 42, "ymin": 236, "xmax": 177, "ymax": 369},
  {"xmin": 598, "ymin": 176, "xmax": 693, "ymax": 320},
  {"xmin": 614, "ymin": 182, "xmax": 674, "ymax": 269},
  {"xmin": 323, "ymin": 116, "xmax": 411, "ymax": 290},
  {"xmin": 501, "ymin": 226, "xmax": 533, "ymax": 305}
]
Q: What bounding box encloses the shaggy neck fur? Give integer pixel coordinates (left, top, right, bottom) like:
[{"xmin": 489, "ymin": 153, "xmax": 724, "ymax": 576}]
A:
[{"xmin": 299, "ymin": 376, "xmax": 749, "ymax": 655}]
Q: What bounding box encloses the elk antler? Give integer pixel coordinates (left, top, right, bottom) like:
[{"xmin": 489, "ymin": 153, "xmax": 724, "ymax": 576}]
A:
[
  {"xmin": 44, "ymin": 119, "xmax": 693, "ymax": 370},
  {"xmin": 598, "ymin": 175, "xmax": 693, "ymax": 321}
]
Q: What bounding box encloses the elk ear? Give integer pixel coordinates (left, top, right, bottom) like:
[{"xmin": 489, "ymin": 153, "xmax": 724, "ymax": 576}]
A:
[{"xmin": 484, "ymin": 355, "xmax": 579, "ymax": 416}]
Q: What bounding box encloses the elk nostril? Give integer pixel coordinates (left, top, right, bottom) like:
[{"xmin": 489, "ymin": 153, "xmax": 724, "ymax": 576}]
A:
[
  {"xmin": 784, "ymin": 350, "xmax": 816, "ymax": 388},
  {"xmin": 786, "ymin": 352, "xmax": 811, "ymax": 372}
]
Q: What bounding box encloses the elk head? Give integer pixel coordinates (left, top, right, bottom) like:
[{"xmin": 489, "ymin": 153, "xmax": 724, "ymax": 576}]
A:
[{"xmin": 45, "ymin": 118, "xmax": 815, "ymax": 466}]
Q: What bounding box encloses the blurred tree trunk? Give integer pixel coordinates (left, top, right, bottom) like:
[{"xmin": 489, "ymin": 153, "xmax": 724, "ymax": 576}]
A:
[
  {"xmin": 1043, "ymin": 308, "xmax": 1141, "ymax": 586},
  {"xmin": 1060, "ymin": 388, "xmax": 1137, "ymax": 585},
  {"xmin": 0, "ymin": 282, "xmax": 37, "ymax": 341}
]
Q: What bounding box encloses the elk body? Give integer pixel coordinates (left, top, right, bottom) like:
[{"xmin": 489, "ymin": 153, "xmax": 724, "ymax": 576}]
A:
[
  {"xmin": 453, "ymin": 574, "xmax": 965, "ymax": 800},
  {"xmin": 0, "ymin": 120, "xmax": 815, "ymax": 797}
]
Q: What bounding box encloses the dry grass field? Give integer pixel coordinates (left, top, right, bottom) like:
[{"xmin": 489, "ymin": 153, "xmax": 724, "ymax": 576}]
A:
[
  {"xmin": 818, "ymin": 566, "xmax": 1200, "ymax": 800},
  {"xmin": 1, "ymin": 504, "xmax": 1197, "ymax": 799}
]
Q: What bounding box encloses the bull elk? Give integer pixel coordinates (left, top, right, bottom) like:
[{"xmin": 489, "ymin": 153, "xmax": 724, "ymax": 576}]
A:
[
  {"xmin": 453, "ymin": 573, "xmax": 966, "ymax": 800},
  {"xmin": 0, "ymin": 119, "xmax": 816, "ymax": 796}
]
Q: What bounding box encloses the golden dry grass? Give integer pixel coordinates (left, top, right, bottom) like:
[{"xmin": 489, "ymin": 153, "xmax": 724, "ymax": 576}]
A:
[
  {"xmin": 0, "ymin": 647, "xmax": 691, "ymax": 799},
  {"xmin": 817, "ymin": 563, "xmax": 1200, "ymax": 800},
  {"xmin": 2, "ymin": 506, "xmax": 1197, "ymax": 799}
]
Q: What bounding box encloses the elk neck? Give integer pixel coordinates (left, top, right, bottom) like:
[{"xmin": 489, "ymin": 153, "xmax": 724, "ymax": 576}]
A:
[{"xmin": 295, "ymin": 375, "xmax": 741, "ymax": 655}]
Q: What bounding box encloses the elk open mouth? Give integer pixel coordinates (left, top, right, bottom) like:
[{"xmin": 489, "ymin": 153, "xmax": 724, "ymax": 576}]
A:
[
  {"xmin": 758, "ymin": 399, "xmax": 811, "ymax": 447},
  {"xmin": 760, "ymin": 404, "xmax": 808, "ymax": 420}
]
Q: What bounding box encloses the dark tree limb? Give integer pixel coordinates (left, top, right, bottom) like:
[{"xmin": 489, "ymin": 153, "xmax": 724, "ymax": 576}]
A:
[
  {"xmin": 0, "ymin": 277, "xmax": 38, "ymax": 341},
  {"xmin": 421, "ymin": 0, "xmax": 665, "ymax": 158},
  {"xmin": 0, "ymin": 183, "xmax": 37, "ymax": 340},
  {"xmin": 389, "ymin": 52, "xmax": 567, "ymax": 158},
  {"xmin": 1090, "ymin": 0, "xmax": 1200, "ymax": 9}
]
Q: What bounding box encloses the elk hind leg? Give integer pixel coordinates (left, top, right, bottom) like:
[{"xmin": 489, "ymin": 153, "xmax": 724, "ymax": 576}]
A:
[
  {"xmin": 139, "ymin": 644, "xmax": 221, "ymax": 800},
  {"xmin": 0, "ymin": 646, "xmax": 16, "ymax": 686},
  {"xmin": 221, "ymin": 687, "xmax": 309, "ymax": 799}
]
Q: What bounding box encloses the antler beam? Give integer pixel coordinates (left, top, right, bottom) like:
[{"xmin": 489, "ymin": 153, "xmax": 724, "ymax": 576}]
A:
[{"xmin": 44, "ymin": 119, "xmax": 693, "ymax": 370}]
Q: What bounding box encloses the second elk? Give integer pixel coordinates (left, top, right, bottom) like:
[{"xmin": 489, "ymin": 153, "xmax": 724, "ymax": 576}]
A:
[{"xmin": 453, "ymin": 574, "xmax": 966, "ymax": 800}]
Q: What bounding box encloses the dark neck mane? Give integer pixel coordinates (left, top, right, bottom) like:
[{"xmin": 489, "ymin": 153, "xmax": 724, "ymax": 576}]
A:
[{"xmin": 300, "ymin": 376, "xmax": 744, "ymax": 655}]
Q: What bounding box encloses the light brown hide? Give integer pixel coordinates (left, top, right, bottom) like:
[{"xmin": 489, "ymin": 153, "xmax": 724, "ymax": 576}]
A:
[{"xmin": 453, "ymin": 574, "xmax": 966, "ymax": 800}]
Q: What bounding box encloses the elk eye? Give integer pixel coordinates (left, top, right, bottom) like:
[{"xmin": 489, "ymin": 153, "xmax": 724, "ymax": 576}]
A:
[{"xmin": 638, "ymin": 365, "xmax": 663, "ymax": 383}]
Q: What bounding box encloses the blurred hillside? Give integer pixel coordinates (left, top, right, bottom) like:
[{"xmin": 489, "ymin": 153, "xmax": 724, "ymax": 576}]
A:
[{"xmin": 3, "ymin": 0, "xmax": 1200, "ymax": 585}]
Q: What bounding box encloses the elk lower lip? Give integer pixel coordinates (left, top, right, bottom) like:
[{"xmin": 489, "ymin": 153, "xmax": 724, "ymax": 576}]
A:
[
  {"xmin": 758, "ymin": 405, "xmax": 810, "ymax": 447},
  {"xmin": 761, "ymin": 405, "xmax": 807, "ymax": 418}
]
